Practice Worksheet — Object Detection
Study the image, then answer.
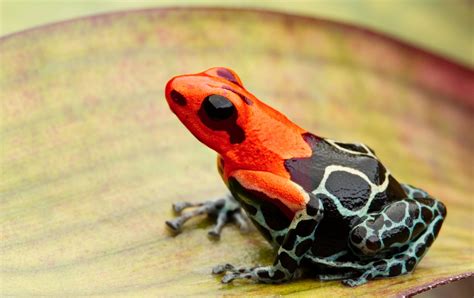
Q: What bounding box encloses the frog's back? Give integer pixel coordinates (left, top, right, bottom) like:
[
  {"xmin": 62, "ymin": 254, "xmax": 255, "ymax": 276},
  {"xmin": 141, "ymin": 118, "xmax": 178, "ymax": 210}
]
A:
[
  {"xmin": 284, "ymin": 133, "xmax": 407, "ymax": 257},
  {"xmin": 285, "ymin": 133, "xmax": 407, "ymax": 219}
]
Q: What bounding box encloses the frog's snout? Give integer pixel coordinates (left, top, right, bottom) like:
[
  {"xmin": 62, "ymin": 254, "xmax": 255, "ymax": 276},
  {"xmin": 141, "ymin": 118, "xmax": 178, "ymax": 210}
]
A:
[{"xmin": 165, "ymin": 77, "xmax": 188, "ymax": 107}]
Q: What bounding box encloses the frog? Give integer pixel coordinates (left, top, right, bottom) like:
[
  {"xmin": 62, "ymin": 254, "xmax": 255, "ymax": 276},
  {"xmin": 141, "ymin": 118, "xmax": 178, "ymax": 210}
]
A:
[{"xmin": 164, "ymin": 67, "xmax": 447, "ymax": 286}]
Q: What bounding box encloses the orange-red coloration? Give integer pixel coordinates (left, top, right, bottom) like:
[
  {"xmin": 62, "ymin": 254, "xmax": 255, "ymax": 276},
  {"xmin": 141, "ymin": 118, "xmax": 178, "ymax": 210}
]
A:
[
  {"xmin": 165, "ymin": 67, "xmax": 312, "ymax": 182},
  {"xmin": 232, "ymin": 170, "xmax": 310, "ymax": 214}
]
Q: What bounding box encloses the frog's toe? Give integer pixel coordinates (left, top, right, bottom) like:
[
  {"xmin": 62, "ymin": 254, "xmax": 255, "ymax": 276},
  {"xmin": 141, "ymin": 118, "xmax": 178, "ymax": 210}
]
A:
[
  {"xmin": 221, "ymin": 272, "xmax": 239, "ymax": 283},
  {"xmin": 207, "ymin": 208, "xmax": 229, "ymax": 239},
  {"xmin": 212, "ymin": 265, "xmax": 290, "ymax": 284},
  {"xmin": 212, "ymin": 264, "xmax": 260, "ymax": 282},
  {"xmin": 341, "ymin": 276, "xmax": 368, "ymax": 287},
  {"xmin": 207, "ymin": 230, "xmax": 220, "ymax": 239},
  {"xmin": 212, "ymin": 263, "xmax": 235, "ymax": 274},
  {"xmin": 212, "ymin": 264, "xmax": 247, "ymax": 283},
  {"xmin": 233, "ymin": 211, "xmax": 250, "ymax": 232},
  {"xmin": 172, "ymin": 201, "xmax": 201, "ymax": 213},
  {"xmin": 165, "ymin": 203, "xmax": 214, "ymax": 235},
  {"xmin": 221, "ymin": 271, "xmax": 256, "ymax": 283},
  {"xmin": 207, "ymin": 207, "xmax": 249, "ymax": 239},
  {"xmin": 165, "ymin": 219, "xmax": 182, "ymax": 233}
]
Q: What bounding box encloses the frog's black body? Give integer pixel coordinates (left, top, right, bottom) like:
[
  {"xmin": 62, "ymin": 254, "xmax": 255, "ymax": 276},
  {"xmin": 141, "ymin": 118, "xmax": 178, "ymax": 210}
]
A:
[
  {"xmin": 285, "ymin": 133, "xmax": 407, "ymax": 259},
  {"xmin": 168, "ymin": 132, "xmax": 447, "ymax": 286},
  {"xmin": 224, "ymin": 133, "xmax": 446, "ymax": 286},
  {"xmin": 165, "ymin": 67, "xmax": 447, "ymax": 286}
]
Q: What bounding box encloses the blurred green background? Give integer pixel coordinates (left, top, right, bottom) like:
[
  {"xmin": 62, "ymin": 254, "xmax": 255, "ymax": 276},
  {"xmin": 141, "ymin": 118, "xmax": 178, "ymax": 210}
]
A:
[{"xmin": 0, "ymin": 0, "xmax": 473, "ymax": 66}]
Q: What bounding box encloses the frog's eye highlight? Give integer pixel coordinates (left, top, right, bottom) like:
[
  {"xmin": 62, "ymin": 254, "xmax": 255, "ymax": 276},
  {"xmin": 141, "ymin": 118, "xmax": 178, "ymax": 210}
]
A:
[{"xmin": 202, "ymin": 95, "xmax": 235, "ymax": 120}]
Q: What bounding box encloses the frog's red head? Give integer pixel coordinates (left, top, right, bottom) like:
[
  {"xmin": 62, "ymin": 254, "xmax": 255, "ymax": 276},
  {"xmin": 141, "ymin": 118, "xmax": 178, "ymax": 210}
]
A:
[
  {"xmin": 165, "ymin": 67, "xmax": 311, "ymax": 176},
  {"xmin": 165, "ymin": 67, "xmax": 250, "ymax": 153}
]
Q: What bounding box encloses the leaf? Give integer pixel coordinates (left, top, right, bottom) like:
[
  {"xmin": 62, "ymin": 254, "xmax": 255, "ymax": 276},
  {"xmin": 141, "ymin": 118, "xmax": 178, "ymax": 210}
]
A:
[{"xmin": 1, "ymin": 8, "xmax": 473, "ymax": 297}]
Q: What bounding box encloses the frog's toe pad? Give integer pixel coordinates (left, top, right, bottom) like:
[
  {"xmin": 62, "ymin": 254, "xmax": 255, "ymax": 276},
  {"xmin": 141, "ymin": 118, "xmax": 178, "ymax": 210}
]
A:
[
  {"xmin": 212, "ymin": 264, "xmax": 235, "ymax": 274},
  {"xmin": 221, "ymin": 273, "xmax": 237, "ymax": 283},
  {"xmin": 165, "ymin": 219, "xmax": 182, "ymax": 232},
  {"xmin": 207, "ymin": 230, "xmax": 221, "ymax": 239}
]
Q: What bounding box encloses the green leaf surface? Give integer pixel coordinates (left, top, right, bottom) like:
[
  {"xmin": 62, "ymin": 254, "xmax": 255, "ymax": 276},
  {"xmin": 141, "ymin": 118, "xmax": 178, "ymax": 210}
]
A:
[{"xmin": 1, "ymin": 8, "xmax": 473, "ymax": 297}]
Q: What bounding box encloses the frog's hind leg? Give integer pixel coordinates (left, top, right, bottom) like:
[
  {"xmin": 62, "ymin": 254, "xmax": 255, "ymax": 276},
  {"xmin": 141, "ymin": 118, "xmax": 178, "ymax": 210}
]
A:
[
  {"xmin": 342, "ymin": 193, "xmax": 446, "ymax": 286},
  {"xmin": 165, "ymin": 194, "xmax": 249, "ymax": 239}
]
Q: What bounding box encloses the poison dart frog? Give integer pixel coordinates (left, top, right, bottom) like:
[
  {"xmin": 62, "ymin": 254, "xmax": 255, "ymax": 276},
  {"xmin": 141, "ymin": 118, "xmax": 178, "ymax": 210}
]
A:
[{"xmin": 164, "ymin": 67, "xmax": 446, "ymax": 286}]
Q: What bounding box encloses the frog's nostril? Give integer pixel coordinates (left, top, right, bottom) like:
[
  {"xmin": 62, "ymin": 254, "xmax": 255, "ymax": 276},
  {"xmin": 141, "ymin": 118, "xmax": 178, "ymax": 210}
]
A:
[{"xmin": 170, "ymin": 90, "xmax": 187, "ymax": 106}]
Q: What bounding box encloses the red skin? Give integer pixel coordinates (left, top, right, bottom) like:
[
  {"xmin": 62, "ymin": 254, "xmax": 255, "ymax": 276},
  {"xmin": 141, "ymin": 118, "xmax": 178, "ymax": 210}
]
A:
[{"xmin": 165, "ymin": 67, "xmax": 313, "ymax": 214}]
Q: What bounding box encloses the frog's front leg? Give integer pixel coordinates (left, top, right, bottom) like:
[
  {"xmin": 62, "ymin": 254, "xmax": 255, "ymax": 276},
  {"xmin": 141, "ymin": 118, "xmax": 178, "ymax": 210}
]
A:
[
  {"xmin": 213, "ymin": 170, "xmax": 324, "ymax": 283},
  {"xmin": 165, "ymin": 193, "xmax": 249, "ymax": 239}
]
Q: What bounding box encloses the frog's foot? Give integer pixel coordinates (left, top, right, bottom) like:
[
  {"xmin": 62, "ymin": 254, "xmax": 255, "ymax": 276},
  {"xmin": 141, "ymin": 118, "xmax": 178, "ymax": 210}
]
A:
[
  {"xmin": 165, "ymin": 194, "xmax": 248, "ymax": 239},
  {"xmin": 212, "ymin": 264, "xmax": 299, "ymax": 284}
]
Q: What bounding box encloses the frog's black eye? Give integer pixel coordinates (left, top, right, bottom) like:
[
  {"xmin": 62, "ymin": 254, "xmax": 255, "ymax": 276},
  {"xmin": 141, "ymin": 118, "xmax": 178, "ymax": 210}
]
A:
[{"xmin": 202, "ymin": 94, "xmax": 235, "ymax": 120}]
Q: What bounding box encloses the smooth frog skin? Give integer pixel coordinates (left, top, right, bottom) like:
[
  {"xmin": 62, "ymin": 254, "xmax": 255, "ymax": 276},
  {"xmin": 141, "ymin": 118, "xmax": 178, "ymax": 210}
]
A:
[{"xmin": 164, "ymin": 67, "xmax": 447, "ymax": 286}]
